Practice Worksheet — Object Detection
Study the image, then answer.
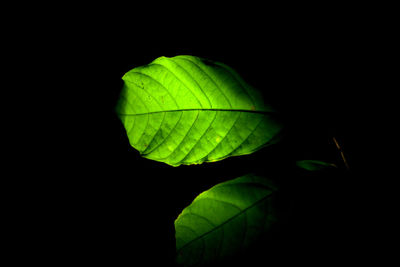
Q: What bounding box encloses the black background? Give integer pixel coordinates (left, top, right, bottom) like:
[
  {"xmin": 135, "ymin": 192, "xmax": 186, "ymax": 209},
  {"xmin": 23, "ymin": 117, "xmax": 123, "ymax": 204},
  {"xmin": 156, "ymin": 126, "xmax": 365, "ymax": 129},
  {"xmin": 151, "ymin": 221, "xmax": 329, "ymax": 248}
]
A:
[{"xmin": 12, "ymin": 10, "xmax": 369, "ymax": 266}]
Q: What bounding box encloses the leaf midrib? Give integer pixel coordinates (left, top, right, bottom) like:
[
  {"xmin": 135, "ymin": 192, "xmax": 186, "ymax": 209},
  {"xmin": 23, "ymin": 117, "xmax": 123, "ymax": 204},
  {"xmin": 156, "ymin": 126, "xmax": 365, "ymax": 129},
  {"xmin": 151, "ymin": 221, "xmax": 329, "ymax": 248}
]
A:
[
  {"xmin": 118, "ymin": 108, "xmax": 274, "ymax": 116},
  {"xmin": 176, "ymin": 191, "xmax": 274, "ymax": 253}
]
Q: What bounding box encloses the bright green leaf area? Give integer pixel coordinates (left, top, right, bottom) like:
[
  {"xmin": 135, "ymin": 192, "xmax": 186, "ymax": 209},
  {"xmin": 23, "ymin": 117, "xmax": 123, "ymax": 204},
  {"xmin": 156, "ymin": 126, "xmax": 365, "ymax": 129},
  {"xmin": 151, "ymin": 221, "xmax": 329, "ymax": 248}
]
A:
[
  {"xmin": 296, "ymin": 160, "xmax": 337, "ymax": 171},
  {"xmin": 116, "ymin": 55, "xmax": 282, "ymax": 166},
  {"xmin": 175, "ymin": 174, "xmax": 277, "ymax": 266}
]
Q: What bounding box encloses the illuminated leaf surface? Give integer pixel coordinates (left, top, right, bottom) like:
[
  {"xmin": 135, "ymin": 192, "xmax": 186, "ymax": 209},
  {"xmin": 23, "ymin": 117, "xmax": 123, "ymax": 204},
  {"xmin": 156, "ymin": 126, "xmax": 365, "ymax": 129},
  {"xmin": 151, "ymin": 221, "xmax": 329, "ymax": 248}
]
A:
[
  {"xmin": 116, "ymin": 55, "xmax": 282, "ymax": 166},
  {"xmin": 174, "ymin": 174, "xmax": 277, "ymax": 266}
]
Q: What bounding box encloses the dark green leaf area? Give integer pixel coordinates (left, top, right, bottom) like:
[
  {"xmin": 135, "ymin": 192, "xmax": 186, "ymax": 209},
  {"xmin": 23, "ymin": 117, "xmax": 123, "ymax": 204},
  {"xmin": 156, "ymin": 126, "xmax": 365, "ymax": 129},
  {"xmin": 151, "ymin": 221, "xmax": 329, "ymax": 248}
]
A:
[
  {"xmin": 296, "ymin": 160, "xmax": 337, "ymax": 171},
  {"xmin": 175, "ymin": 174, "xmax": 277, "ymax": 266}
]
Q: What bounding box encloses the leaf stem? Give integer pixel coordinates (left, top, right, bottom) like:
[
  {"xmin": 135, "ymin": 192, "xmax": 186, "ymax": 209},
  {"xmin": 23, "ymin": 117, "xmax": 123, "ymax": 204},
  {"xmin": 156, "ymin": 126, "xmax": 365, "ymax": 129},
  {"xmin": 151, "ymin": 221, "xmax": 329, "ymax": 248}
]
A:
[{"xmin": 333, "ymin": 136, "xmax": 349, "ymax": 170}]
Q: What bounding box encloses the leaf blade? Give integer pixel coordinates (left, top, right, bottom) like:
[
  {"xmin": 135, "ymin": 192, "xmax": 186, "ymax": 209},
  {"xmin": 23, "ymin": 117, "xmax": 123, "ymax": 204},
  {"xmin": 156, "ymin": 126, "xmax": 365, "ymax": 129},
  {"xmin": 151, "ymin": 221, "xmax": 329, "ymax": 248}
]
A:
[
  {"xmin": 175, "ymin": 174, "xmax": 277, "ymax": 265},
  {"xmin": 296, "ymin": 160, "xmax": 337, "ymax": 171},
  {"xmin": 117, "ymin": 55, "xmax": 282, "ymax": 166}
]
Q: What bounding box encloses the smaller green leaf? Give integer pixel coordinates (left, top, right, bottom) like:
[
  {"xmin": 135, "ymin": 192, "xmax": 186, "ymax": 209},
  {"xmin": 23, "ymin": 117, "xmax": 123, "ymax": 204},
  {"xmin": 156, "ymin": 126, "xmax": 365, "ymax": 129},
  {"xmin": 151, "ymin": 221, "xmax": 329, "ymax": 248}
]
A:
[
  {"xmin": 296, "ymin": 160, "xmax": 337, "ymax": 171},
  {"xmin": 175, "ymin": 174, "xmax": 277, "ymax": 266}
]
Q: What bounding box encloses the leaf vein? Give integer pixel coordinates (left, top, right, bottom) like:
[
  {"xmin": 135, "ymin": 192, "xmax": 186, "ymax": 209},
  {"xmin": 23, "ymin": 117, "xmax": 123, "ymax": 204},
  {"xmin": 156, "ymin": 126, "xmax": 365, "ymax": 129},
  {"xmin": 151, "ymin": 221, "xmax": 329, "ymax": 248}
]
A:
[
  {"xmin": 150, "ymin": 62, "xmax": 203, "ymax": 108},
  {"xmin": 171, "ymin": 57, "xmax": 213, "ymax": 108},
  {"xmin": 141, "ymin": 112, "xmax": 166, "ymax": 154},
  {"xmin": 214, "ymin": 61, "xmax": 257, "ymax": 108},
  {"xmin": 124, "ymin": 79, "xmax": 165, "ymax": 148},
  {"xmin": 118, "ymin": 108, "xmax": 272, "ymax": 116},
  {"xmin": 183, "ymin": 212, "xmax": 216, "ymax": 227},
  {"xmin": 203, "ymin": 197, "xmax": 242, "ymax": 211},
  {"xmin": 159, "ymin": 110, "xmax": 200, "ymax": 162},
  {"xmin": 124, "ymin": 88, "xmax": 150, "ymax": 146},
  {"xmin": 201, "ymin": 112, "xmax": 242, "ymax": 161},
  {"xmin": 128, "ymin": 71, "xmax": 180, "ymax": 109},
  {"xmin": 226, "ymin": 115, "xmax": 264, "ymax": 157},
  {"xmin": 119, "ymin": 94, "xmax": 138, "ymax": 138},
  {"xmin": 180, "ymin": 111, "xmax": 218, "ymax": 164},
  {"xmin": 141, "ymin": 111, "xmax": 183, "ymax": 157},
  {"xmin": 179, "ymin": 57, "xmax": 232, "ymax": 108},
  {"xmin": 176, "ymin": 193, "xmax": 274, "ymax": 254}
]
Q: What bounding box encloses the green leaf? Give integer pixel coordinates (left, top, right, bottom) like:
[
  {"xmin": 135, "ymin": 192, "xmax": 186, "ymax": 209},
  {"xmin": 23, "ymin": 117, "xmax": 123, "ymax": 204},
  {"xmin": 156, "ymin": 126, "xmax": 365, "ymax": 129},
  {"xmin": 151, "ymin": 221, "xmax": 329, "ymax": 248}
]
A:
[
  {"xmin": 174, "ymin": 174, "xmax": 277, "ymax": 266},
  {"xmin": 296, "ymin": 160, "xmax": 337, "ymax": 171},
  {"xmin": 116, "ymin": 55, "xmax": 282, "ymax": 166}
]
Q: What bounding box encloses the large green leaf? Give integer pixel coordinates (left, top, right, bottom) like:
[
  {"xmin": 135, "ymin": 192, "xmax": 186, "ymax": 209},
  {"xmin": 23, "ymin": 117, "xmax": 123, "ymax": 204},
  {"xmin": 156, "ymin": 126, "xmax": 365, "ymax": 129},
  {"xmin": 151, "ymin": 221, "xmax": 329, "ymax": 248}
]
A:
[
  {"xmin": 175, "ymin": 174, "xmax": 277, "ymax": 266},
  {"xmin": 116, "ymin": 55, "xmax": 281, "ymax": 166}
]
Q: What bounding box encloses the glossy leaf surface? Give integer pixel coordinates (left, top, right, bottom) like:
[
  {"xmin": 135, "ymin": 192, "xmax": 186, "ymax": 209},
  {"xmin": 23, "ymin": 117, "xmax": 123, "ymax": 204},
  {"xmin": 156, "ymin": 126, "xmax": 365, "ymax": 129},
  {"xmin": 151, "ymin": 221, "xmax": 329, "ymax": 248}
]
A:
[
  {"xmin": 175, "ymin": 174, "xmax": 277, "ymax": 266},
  {"xmin": 116, "ymin": 55, "xmax": 281, "ymax": 166}
]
